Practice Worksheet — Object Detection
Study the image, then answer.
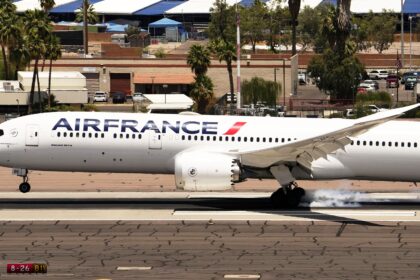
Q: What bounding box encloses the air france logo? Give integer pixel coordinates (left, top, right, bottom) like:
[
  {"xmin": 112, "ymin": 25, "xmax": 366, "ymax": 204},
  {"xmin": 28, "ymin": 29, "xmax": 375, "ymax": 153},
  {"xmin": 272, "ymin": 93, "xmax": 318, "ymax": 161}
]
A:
[{"xmin": 52, "ymin": 118, "xmax": 246, "ymax": 135}]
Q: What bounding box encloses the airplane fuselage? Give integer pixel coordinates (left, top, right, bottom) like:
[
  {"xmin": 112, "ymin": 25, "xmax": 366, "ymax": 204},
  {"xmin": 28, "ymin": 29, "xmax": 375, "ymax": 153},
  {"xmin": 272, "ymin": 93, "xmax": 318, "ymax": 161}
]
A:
[{"xmin": 0, "ymin": 112, "xmax": 419, "ymax": 183}]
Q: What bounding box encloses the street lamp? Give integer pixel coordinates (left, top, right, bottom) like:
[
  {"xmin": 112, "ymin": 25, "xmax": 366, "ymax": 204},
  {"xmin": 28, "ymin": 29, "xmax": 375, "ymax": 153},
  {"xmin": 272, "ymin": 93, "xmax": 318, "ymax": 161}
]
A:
[
  {"xmin": 151, "ymin": 76, "xmax": 155, "ymax": 94},
  {"xmin": 163, "ymin": 84, "xmax": 168, "ymax": 104},
  {"xmin": 273, "ymin": 59, "xmax": 286, "ymax": 109},
  {"xmin": 16, "ymin": 99, "xmax": 20, "ymax": 116},
  {"xmin": 409, "ymin": 16, "xmax": 415, "ymax": 70}
]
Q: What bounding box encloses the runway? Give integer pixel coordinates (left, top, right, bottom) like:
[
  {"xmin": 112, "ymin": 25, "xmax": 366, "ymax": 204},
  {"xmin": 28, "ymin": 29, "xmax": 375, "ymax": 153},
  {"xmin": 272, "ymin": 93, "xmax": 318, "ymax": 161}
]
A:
[{"xmin": 1, "ymin": 192, "xmax": 420, "ymax": 279}]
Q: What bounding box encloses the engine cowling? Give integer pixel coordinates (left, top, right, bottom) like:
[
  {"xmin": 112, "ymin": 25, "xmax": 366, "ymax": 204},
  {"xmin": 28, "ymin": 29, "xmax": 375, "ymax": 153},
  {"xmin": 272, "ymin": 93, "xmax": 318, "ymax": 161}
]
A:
[{"xmin": 174, "ymin": 152, "xmax": 242, "ymax": 191}]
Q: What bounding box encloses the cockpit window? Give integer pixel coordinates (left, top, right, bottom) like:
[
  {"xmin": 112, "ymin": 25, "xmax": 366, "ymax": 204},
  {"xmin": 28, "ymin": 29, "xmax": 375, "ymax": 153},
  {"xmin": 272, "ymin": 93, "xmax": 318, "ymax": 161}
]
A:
[{"xmin": 0, "ymin": 129, "xmax": 3, "ymax": 136}]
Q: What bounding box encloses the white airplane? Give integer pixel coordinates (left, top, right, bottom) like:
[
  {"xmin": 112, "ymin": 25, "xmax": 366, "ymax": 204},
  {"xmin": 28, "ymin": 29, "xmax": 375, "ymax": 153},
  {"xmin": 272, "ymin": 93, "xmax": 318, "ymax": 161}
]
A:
[{"xmin": 0, "ymin": 104, "xmax": 419, "ymax": 207}]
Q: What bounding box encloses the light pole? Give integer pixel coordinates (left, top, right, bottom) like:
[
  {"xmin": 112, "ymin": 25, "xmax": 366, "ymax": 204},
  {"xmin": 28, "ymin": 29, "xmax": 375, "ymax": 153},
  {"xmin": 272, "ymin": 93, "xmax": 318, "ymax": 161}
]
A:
[
  {"xmin": 151, "ymin": 76, "xmax": 155, "ymax": 94},
  {"xmin": 409, "ymin": 16, "xmax": 414, "ymax": 70},
  {"xmin": 163, "ymin": 84, "xmax": 168, "ymax": 104},
  {"xmin": 16, "ymin": 99, "xmax": 20, "ymax": 115},
  {"xmin": 273, "ymin": 58, "xmax": 286, "ymax": 109}
]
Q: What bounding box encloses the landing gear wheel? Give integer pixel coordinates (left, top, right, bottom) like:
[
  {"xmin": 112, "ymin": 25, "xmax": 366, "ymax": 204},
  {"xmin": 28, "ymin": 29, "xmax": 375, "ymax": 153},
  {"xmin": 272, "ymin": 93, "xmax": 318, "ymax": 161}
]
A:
[
  {"xmin": 19, "ymin": 182, "xmax": 31, "ymax": 193},
  {"xmin": 271, "ymin": 184, "xmax": 306, "ymax": 209}
]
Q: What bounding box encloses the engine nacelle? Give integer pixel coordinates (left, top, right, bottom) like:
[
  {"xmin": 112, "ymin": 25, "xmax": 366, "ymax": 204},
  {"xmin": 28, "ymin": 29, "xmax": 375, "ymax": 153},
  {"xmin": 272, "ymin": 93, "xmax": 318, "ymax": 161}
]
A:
[{"xmin": 174, "ymin": 152, "xmax": 242, "ymax": 191}]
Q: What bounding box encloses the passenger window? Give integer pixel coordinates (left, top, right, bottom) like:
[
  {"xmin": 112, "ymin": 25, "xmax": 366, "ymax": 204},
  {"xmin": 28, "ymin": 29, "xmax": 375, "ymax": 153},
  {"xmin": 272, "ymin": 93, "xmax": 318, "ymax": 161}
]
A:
[
  {"xmin": 113, "ymin": 133, "xmax": 117, "ymax": 139},
  {"xmin": 219, "ymin": 136, "xmax": 222, "ymax": 141},
  {"xmin": 194, "ymin": 135, "xmax": 198, "ymax": 141},
  {"xmin": 408, "ymin": 142, "xmax": 411, "ymax": 147},
  {"xmin": 57, "ymin": 132, "xmax": 61, "ymax": 137},
  {"xmin": 63, "ymin": 132, "xmax": 67, "ymax": 137},
  {"xmin": 232, "ymin": 137, "xmax": 235, "ymax": 141},
  {"xmin": 70, "ymin": 132, "xmax": 73, "ymax": 137},
  {"xmin": 182, "ymin": 135, "xmax": 185, "ymax": 140},
  {"xmin": 402, "ymin": 142, "xmax": 405, "ymax": 147},
  {"xmin": 188, "ymin": 135, "xmax": 192, "ymax": 140},
  {"xmin": 244, "ymin": 137, "xmax": 247, "ymax": 142},
  {"xmin": 415, "ymin": 143, "xmax": 418, "ymax": 148},
  {"xmin": 357, "ymin": 140, "xmax": 360, "ymax": 145},
  {"xmin": 395, "ymin": 142, "xmax": 398, "ymax": 147},
  {"xmin": 138, "ymin": 134, "xmax": 142, "ymax": 139},
  {"xmin": 212, "ymin": 136, "xmax": 216, "ymax": 141},
  {"xmin": 200, "ymin": 136, "xmax": 204, "ymax": 141},
  {"xmin": 238, "ymin": 137, "xmax": 241, "ymax": 142},
  {"xmin": 0, "ymin": 129, "xmax": 3, "ymax": 136},
  {"xmin": 250, "ymin": 137, "xmax": 254, "ymax": 142}
]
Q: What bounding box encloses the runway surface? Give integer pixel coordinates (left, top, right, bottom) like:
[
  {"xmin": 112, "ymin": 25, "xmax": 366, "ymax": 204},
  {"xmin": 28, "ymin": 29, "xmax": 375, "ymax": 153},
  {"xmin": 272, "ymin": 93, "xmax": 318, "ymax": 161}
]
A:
[{"xmin": 1, "ymin": 192, "xmax": 420, "ymax": 279}]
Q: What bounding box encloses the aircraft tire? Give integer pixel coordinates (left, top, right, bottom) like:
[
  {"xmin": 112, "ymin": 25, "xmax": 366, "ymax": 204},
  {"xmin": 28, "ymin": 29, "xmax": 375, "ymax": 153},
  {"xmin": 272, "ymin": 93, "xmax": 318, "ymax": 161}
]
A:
[{"xmin": 19, "ymin": 182, "xmax": 31, "ymax": 193}]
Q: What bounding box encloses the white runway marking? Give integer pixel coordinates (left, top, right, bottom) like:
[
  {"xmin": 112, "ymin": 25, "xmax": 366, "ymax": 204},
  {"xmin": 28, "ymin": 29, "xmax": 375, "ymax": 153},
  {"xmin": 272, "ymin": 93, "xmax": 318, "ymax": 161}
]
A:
[{"xmin": 116, "ymin": 266, "xmax": 152, "ymax": 271}]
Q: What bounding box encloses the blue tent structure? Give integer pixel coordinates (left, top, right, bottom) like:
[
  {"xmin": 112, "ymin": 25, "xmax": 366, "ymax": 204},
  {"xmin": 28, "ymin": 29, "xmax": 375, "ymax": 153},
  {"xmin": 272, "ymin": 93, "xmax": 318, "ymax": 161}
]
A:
[
  {"xmin": 148, "ymin": 18, "xmax": 183, "ymax": 42},
  {"xmin": 148, "ymin": 18, "xmax": 183, "ymax": 28}
]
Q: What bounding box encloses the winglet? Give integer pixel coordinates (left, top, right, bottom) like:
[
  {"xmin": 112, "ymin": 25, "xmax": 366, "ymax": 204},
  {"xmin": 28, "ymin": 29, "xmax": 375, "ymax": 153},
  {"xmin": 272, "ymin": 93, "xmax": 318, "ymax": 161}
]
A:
[{"xmin": 356, "ymin": 103, "xmax": 420, "ymax": 124}]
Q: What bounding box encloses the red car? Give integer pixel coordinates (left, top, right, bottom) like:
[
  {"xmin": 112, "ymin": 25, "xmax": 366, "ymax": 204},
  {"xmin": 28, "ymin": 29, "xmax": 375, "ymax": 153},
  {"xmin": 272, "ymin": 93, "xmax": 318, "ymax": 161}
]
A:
[{"xmin": 386, "ymin": 74, "xmax": 399, "ymax": 88}]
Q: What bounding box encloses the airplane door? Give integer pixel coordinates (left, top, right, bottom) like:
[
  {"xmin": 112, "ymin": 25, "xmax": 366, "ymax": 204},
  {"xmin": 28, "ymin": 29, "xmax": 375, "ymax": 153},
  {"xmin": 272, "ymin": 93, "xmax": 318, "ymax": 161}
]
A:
[
  {"xmin": 25, "ymin": 125, "xmax": 39, "ymax": 147},
  {"xmin": 148, "ymin": 131, "xmax": 162, "ymax": 150}
]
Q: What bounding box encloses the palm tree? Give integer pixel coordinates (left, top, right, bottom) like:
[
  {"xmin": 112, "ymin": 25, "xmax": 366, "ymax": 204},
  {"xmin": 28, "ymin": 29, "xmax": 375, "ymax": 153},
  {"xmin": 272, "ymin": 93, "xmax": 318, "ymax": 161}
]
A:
[
  {"xmin": 45, "ymin": 35, "xmax": 61, "ymax": 109},
  {"xmin": 0, "ymin": 1, "xmax": 19, "ymax": 80},
  {"xmin": 76, "ymin": 0, "xmax": 98, "ymax": 55},
  {"xmin": 39, "ymin": 0, "xmax": 55, "ymax": 12},
  {"xmin": 24, "ymin": 9, "xmax": 51, "ymax": 113},
  {"xmin": 288, "ymin": 0, "xmax": 301, "ymax": 55},
  {"xmin": 187, "ymin": 44, "xmax": 213, "ymax": 113},
  {"xmin": 187, "ymin": 44, "xmax": 211, "ymax": 76},
  {"xmin": 10, "ymin": 34, "xmax": 31, "ymax": 78},
  {"xmin": 209, "ymin": 39, "xmax": 236, "ymax": 112},
  {"xmin": 75, "ymin": 2, "xmax": 99, "ymax": 24},
  {"xmin": 336, "ymin": 0, "xmax": 352, "ymax": 57}
]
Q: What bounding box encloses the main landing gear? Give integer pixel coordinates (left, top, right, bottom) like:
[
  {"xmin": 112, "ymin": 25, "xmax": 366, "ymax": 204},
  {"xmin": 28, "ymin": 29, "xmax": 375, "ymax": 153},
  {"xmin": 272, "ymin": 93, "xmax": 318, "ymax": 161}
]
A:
[
  {"xmin": 270, "ymin": 182, "xmax": 305, "ymax": 208},
  {"xmin": 13, "ymin": 168, "xmax": 31, "ymax": 193},
  {"xmin": 269, "ymin": 165, "xmax": 306, "ymax": 208}
]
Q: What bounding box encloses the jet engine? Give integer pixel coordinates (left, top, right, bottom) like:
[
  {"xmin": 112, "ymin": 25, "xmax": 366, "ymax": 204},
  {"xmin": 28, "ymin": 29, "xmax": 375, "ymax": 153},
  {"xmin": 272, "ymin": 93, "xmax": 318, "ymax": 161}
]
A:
[{"xmin": 174, "ymin": 152, "xmax": 242, "ymax": 191}]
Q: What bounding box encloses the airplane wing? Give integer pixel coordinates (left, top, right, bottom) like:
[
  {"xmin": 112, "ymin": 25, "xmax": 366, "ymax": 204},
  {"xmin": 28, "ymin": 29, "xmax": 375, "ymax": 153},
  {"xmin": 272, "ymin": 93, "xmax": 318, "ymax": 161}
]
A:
[{"xmin": 236, "ymin": 104, "xmax": 420, "ymax": 170}]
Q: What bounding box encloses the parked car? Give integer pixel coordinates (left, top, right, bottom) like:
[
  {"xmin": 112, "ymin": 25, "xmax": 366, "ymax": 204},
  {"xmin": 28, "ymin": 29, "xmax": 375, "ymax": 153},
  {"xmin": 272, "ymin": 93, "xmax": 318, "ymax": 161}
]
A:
[
  {"xmin": 386, "ymin": 74, "xmax": 399, "ymax": 88},
  {"xmin": 368, "ymin": 69, "xmax": 388, "ymax": 80},
  {"xmin": 405, "ymin": 76, "xmax": 418, "ymax": 90},
  {"xmin": 360, "ymin": 79, "xmax": 379, "ymax": 90},
  {"xmin": 357, "ymin": 85, "xmax": 374, "ymax": 94},
  {"xmin": 93, "ymin": 91, "xmax": 107, "ymax": 103},
  {"xmin": 367, "ymin": 104, "xmax": 388, "ymax": 113},
  {"xmin": 133, "ymin": 92, "xmax": 147, "ymax": 103},
  {"xmin": 111, "ymin": 92, "xmax": 126, "ymax": 104}
]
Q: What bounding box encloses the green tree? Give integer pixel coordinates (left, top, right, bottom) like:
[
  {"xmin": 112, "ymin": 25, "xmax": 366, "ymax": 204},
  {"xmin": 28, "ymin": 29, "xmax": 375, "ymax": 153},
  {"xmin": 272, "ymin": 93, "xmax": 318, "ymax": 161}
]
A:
[
  {"xmin": 307, "ymin": 49, "xmax": 364, "ymax": 100},
  {"xmin": 209, "ymin": 38, "xmax": 236, "ymax": 103},
  {"xmin": 187, "ymin": 44, "xmax": 211, "ymax": 76},
  {"xmin": 45, "ymin": 34, "xmax": 61, "ymax": 109},
  {"xmin": 39, "ymin": 0, "xmax": 55, "ymax": 12},
  {"xmin": 0, "ymin": 0, "xmax": 19, "ymax": 80},
  {"xmin": 240, "ymin": 0, "xmax": 268, "ymax": 53},
  {"xmin": 266, "ymin": 6, "xmax": 290, "ymax": 52},
  {"xmin": 189, "ymin": 75, "xmax": 214, "ymax": 114},
  {"xmin": 75, "ymin": 1, "xmax": 99, "ymax": 24},
  {"xmin": 24, "ymin": 9, "xmax": 52, "ymax": 113},
  {"xmin": 288, "ymin": 0, "xmax": 301, "ymax": 55},
  {"xmin": 209, "ymin": 0, "xmax": 236, "ymax": 44},
  {"xmin": 241, "ymin": 77, "xmax": 279, "ymax": 107},
  {"xmin": 351, "ymin": 16, "xmax": 371, "ymax": 52},
  {"xmin": 10, "ymin": 34, "xmax": 31, "ymax": 78},
  {"xmin": 367, "ymin": 10, "xmax": 396, "ymax": 54},
  {"xmin": 209, "ymin": 0, "xmax": 237, "ymax": 112},
  {"xmin": 187, "ymin": 44, "xmax": 213, "ymax": 113}
]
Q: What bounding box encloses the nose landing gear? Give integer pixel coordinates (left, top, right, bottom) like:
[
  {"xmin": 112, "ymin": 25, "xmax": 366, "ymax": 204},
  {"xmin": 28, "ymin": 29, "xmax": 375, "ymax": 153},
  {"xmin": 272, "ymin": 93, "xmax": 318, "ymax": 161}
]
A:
[{"xmin": 13, "ymin": 168, "xmax": 31, "ymax": 193}]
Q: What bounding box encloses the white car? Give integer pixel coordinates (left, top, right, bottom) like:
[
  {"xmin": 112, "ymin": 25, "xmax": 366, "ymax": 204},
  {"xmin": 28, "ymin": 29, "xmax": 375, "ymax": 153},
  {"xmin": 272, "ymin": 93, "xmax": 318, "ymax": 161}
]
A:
[
  {"xmin": 368, "ymin": 69, "xmax": 389, "ymax": 80},
  {"xmin": 133, "ymin": 93, "xmax": 147, "ymax": 103},
  {"xmin": 93, "ymin": 92, "xmax": 107, "ymax": 103}
]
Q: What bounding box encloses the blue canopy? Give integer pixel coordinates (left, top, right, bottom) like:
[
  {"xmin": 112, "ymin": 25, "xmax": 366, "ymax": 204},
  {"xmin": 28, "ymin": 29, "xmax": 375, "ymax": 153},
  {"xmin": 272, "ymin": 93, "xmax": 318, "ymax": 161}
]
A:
[
  {"xmin": 148, "ymin": 18, "xmax": 182, "ymax": 28},
  {"xmin": 404, "ymin": 0, "xmax": 420, "ymax": 14}
]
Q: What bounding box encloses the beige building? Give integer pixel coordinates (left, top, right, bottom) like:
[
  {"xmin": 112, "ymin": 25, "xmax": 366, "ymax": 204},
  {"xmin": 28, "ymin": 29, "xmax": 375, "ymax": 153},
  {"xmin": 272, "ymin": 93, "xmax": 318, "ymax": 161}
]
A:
[{"xmin": 46, "ymin": 57, "xmax": 292, "ymax": 104}]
